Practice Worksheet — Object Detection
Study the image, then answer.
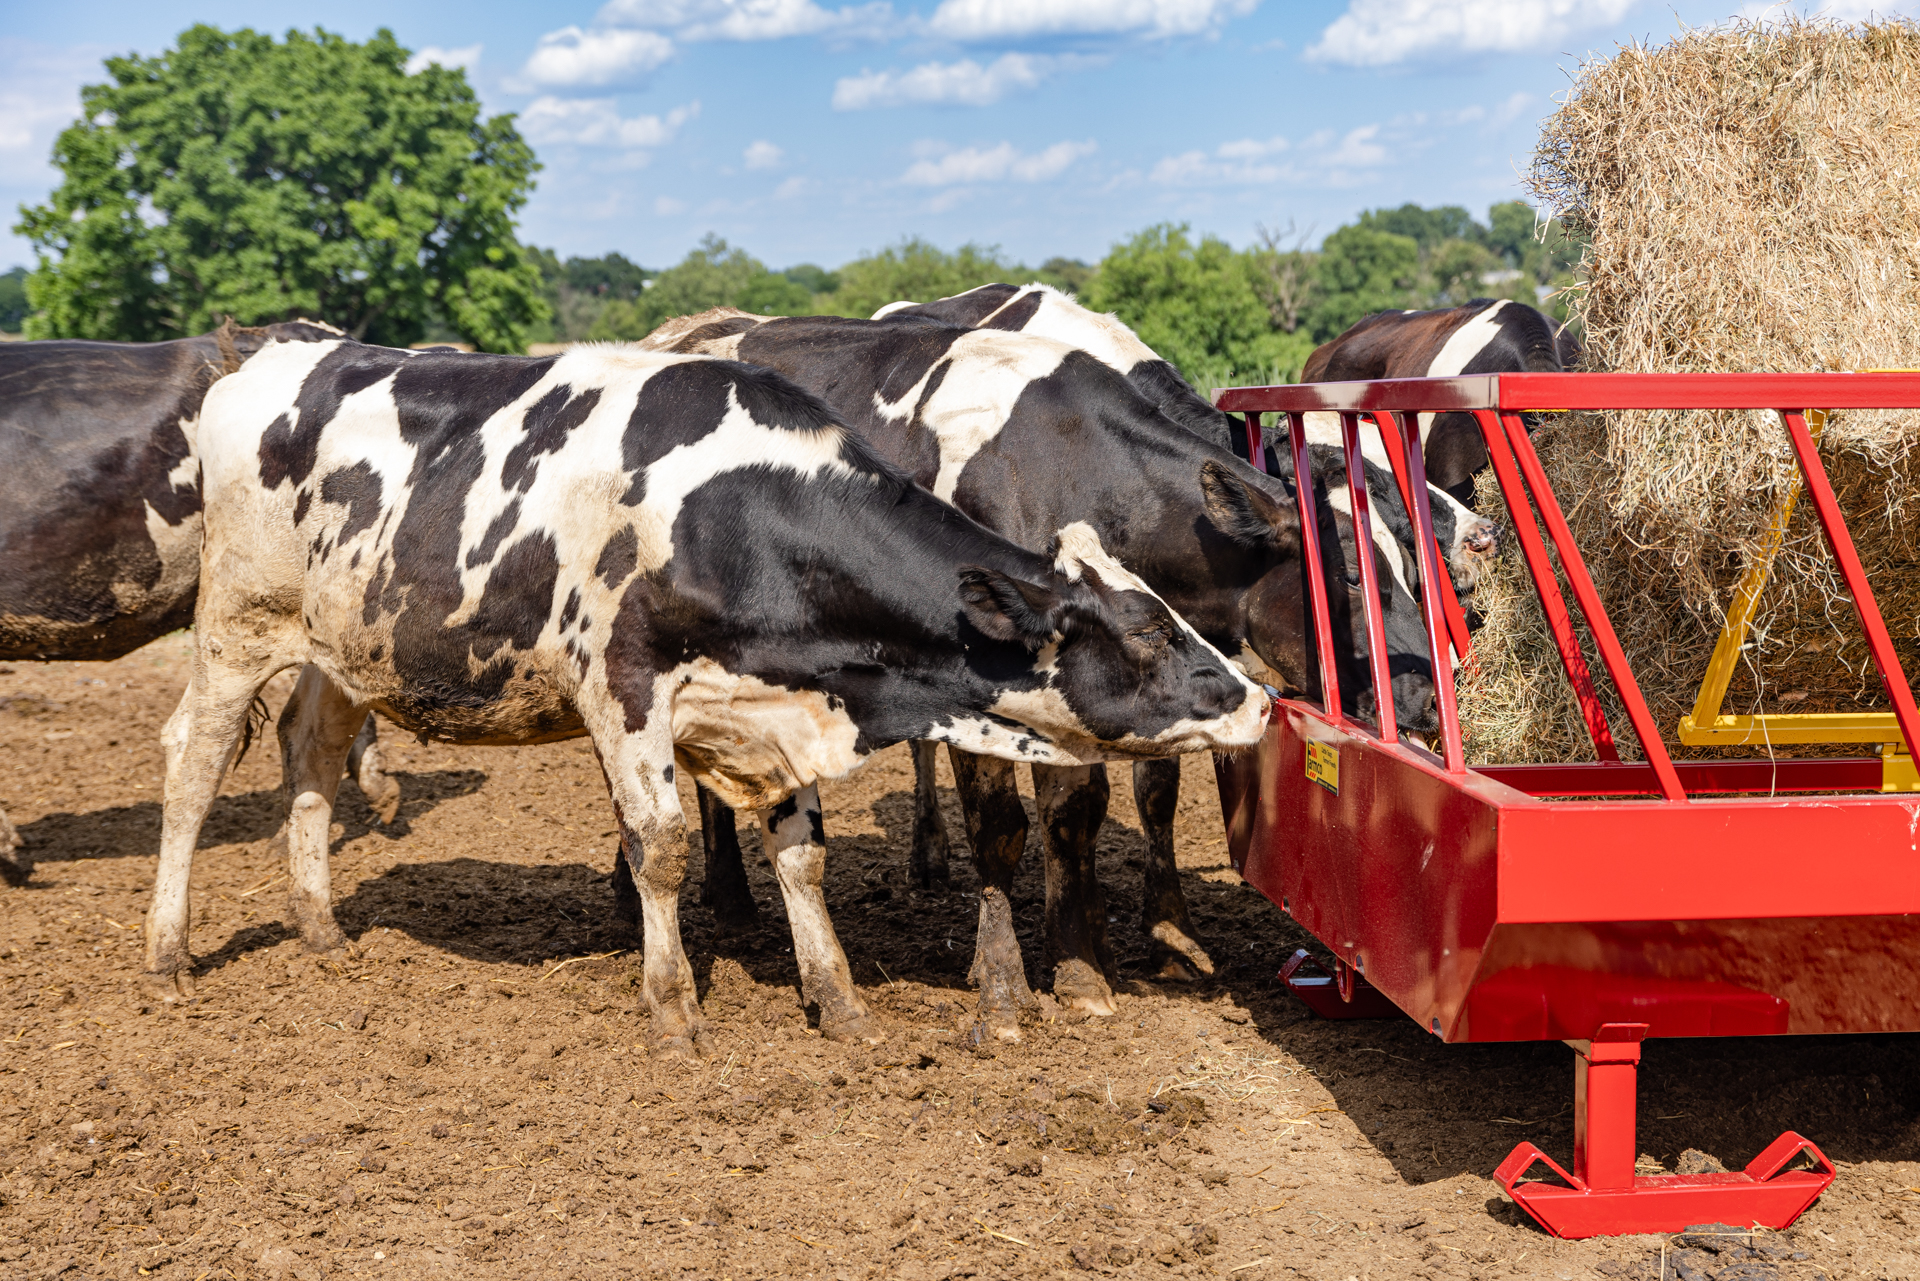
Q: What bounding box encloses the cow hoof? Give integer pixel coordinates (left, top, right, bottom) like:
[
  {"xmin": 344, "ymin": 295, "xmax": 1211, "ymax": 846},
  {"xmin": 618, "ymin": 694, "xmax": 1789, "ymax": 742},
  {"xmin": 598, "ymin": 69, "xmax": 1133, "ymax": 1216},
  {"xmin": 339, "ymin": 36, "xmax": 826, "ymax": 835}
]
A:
[
  {"xmin": 1148, "ymin": 923, "xmax": 1217, "ymax": 981},
  {"xmin": 366, "ymin": 779, "xmax": 402, "ymax": 826},
  {"xmin": 300, "ymin": 924, "xmax": 349, "ymax": 955},
  {"xmin": 973, "ymin": 1004, "xmax": 1024, "ymax": 1043},
  {"xmin": 653, "ymin": 1028, "xmax": 714, "ymax": 1062},
  {"xmin": 821, "ymin": 1012, "xmax": 886, "ymax": 1045},
  {"xmin": 1052, "ymin": 960, "xmax": 1118, "ymax": 1017},
  {"xmin": 141, "ymin": 968, "xmax": 197, "ymax": 1004}
]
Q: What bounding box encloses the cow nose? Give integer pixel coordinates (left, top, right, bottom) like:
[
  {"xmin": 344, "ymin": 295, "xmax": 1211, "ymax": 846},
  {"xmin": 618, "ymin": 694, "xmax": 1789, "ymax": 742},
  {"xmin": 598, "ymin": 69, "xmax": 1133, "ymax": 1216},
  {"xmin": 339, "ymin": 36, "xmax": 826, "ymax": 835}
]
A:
[{"xmin": 1466, "ymin": 524, "xmax": 1500, "ymax": 555}]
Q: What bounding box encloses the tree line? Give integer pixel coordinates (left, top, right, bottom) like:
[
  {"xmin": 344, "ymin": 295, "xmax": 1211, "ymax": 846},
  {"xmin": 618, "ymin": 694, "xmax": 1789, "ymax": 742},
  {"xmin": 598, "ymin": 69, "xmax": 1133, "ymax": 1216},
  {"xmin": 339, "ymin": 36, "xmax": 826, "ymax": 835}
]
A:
[{"xmin": 5, "ymin": 23, "xmax": 1582, "ymax": 391}]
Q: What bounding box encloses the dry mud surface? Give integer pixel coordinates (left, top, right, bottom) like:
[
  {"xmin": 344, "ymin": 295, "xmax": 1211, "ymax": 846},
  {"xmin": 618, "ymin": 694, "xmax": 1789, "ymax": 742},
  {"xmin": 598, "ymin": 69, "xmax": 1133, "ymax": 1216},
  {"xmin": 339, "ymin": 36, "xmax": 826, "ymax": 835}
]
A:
[{"xmin": 4, "ymin": 637, "xmax": 1920, "ymax": 1280}]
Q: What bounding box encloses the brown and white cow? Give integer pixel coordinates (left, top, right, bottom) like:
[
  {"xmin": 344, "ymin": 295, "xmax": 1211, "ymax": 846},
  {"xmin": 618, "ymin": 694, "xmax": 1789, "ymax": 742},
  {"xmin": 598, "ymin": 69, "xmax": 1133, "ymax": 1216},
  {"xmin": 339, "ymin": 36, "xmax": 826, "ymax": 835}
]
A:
[
  {"xmin": 1302, "ymin": 297, "xmax": 1575, "ymax": 503},
  {"xmin": 154, "ymin": 337, "xmax": 1272, "ymax": 1057},
  {"xmin": 0, "ymin": 322, "xmax": 396, "ymax": 884}
]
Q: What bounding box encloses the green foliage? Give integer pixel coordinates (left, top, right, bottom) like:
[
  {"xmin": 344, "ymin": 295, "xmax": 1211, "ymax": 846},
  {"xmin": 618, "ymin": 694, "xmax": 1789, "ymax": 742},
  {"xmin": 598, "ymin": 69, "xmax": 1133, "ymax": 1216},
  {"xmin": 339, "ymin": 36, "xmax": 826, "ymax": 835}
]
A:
[
  {"xmin": 1084, "ymin": 224, "xmax": 1312, "ymax": 387},
  {"xmin": 565, "ymin": 252, "xmax": 651, "ymax": 301},
  {"xmin": 0, "ymin": 268, "xmax": 27, "ymax": 333},
  {"xmin": 782, "ymin": 263, "xmax": 840, "ymax": 295},
  {"xmin": 586, "ymin": 235, "xmax": 813, "ymax": 341},
  {"xmin": 15, "ymin": 24, "xmax": 547, "ymax": 351},
  {"xmin": 821, "ymin": 237, "xmax": 1023, "ymax": 318},
  {"xmin": 1034, "ymin": 257, "xmax": 1094, "ymax": 296},
  {"xmin": 1354, "ymin": 203, "xmax": 1485, "ymax": 250},
  {"xmin": 1305, "ymin": 225, "xmax": 1421, "ymax": 340}
]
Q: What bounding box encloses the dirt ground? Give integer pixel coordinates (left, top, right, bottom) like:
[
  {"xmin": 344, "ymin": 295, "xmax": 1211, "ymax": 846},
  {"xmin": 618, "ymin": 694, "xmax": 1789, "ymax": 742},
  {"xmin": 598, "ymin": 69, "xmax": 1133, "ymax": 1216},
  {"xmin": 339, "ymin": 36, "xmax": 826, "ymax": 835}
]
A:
[{"xmin": 4, "ymin": 637, "xmax": 1920, "ymax": 1281}]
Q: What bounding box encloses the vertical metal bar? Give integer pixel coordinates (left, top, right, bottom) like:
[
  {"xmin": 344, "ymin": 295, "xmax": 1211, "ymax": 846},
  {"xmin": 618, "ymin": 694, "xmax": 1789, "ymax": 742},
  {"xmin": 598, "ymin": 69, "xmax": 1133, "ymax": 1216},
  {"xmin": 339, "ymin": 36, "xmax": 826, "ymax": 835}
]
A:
[
  {"xmin": 1394, "ymin": 412, "xmax": 1464, "ymax": 771},
  {"xmin": 1780, "ymin": 409, "xmax": 1920, "ymax": 757},
  {"xmin": 1366, "ymin": 411, "xmax": 1475, "ymax": 662},
  {"xmin": 1573, "ymin": 1026, "xmax": 1646, "ymax": 1192},
  {"xmin": 1501, "ymin": 412, "xmax": 1684, "ymax": 800},
  {"xmin": 1474, "ymin": 411, "xmax": 1619, "ymax": 761},
  {"xmin": 1244, "ymin": 412, "xmax": 1267, "ymax": 473},
  {"xmin": 1287, "ymin": 411, "xmax": 1342, "ymax": 725},
  {"xmin": 1341, "ymin": 412, "xmax": 1398, "ymax": 744}
]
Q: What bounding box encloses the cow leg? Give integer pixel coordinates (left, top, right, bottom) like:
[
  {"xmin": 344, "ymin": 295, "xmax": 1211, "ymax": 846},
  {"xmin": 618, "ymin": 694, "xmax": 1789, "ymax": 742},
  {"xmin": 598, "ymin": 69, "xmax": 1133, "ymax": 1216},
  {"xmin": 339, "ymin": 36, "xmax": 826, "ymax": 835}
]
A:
[
  {"xmin": 759, "ymin": 785, "xmax": 883, "ymax": 1045},
  {"xmin": 611, "ymin": 835, "xmax": 641, "ymax": 932},
  {"xmin": 597, "ymin": 731, "xmax": 709, "ymax": 1061},
  {"xmin": 0, "ymin": 807, "xmax": 26, "ymax": 887},
  {"xmin": 346, "ymin": 715, "xmax": 401, "ymax": 826},
  {"xmin": 147, "ymin": 648, "xmax": 287, "ymax": 993},
  {"xmin": 949, "ymin": 748, "xmax": 1034, "ymax": 1041},
  {"xmin": 697, "ymin": 783, "xmax": 758, "ymax": 932},
  {"xmin": 908, "ymin": 740, "xmax": 952, "ymax": 889},
  {"xmin": 1134, "ymin": 757, "xmax": 1216, "ymax": 981},
  {"xmin": 276, "ymin": 667, "xmax": 368, "ymax": 954},
  {"xmin": 1032, "ymin": 763, "xmax": 1118, "ymax": 1017}
]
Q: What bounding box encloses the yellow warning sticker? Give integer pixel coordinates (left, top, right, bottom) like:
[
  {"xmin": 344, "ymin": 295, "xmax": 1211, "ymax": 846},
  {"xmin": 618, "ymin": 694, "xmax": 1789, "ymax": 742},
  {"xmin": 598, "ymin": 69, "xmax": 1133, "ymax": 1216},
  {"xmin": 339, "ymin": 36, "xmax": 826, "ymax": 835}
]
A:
[{"xmin": 1305, "ymin": 741, "xmax": 1340, "ymax": 795}]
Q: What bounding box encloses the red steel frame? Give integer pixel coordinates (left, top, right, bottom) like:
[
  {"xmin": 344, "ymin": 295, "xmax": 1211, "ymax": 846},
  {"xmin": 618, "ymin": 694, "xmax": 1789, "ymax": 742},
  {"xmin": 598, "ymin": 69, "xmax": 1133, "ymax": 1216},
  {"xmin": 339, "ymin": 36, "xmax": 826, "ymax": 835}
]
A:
[{"xmin": 1212, "ymin": 372, "xmax": 1920, "ymax": 1239}]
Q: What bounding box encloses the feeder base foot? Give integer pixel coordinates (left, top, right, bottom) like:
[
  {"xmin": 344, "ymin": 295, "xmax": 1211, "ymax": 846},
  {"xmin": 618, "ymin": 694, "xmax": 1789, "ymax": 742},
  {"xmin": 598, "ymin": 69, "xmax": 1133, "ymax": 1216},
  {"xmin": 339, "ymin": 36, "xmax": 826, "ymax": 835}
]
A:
[{"xmin": 1496, "ymin": 1132, "xmax": 1835, "ymax": 1240}]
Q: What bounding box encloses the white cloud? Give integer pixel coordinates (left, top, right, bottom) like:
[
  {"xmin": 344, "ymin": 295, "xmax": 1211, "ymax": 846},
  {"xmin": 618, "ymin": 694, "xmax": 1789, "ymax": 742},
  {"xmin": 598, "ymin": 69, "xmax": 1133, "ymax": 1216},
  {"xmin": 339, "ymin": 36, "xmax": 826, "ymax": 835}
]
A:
[
  {"xmin": 1150, "ymin": 125, "xmax": 1385, "ymax": 186},
  {"xmin": 519, "ymin": 97, "xmax": 700, "ymax": 148},
  {"xmin": 519, "ymin": 26, "xmax": 675, "ymax": 86},
  {"xmin": 1308, "ymin": 0, "xmax": 1637, "ymax": 67},
  {"xmin": 927, "ymin": 0, "xmax": 1255, "ymax": 41},
  {"xmin": 775, "ymin": 175, "xmax": 813, "ymax": 198},
  {"xmin": 595, "ymin": 0, "xmax": 894, "ymax": 40},
  {"xmin": 901, "ymin": 138, "xmax": 1097, "ymax": 186},
  {"xmin": 744, "ymin": 139, "xmax": 784, "ymax": 169},
  {"xmin": 655, "ymin": 196, "xmax": 688, "ymax": 215},
  {"xmin": 833, "ymin": 52, "xmax": 1089, "ymax": 109},
  {"xmin": 405, "ymin": 44, "xmax": 483, "ymax": 75}
]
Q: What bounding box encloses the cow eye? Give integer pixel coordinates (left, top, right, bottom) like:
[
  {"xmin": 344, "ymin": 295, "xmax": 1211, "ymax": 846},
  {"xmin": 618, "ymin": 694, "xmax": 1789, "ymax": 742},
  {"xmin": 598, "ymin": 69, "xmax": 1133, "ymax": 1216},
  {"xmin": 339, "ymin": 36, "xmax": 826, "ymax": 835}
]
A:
[
  {"xmin": 1124, "ymin": 621, "xmax": 1172, "ymax": 655},
  {"xmin": 1343, "ymin": 571, "xmax": 1361, "ymax": 589}
]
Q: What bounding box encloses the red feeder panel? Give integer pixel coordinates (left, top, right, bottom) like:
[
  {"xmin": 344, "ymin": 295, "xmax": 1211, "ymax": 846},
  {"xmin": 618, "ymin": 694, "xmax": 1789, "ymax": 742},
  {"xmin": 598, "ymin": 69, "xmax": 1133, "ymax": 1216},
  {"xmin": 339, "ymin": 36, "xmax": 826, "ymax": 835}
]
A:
[{"xmin": 1210, "ymin": 372, "xmax": 1920, "ymax": 1239}]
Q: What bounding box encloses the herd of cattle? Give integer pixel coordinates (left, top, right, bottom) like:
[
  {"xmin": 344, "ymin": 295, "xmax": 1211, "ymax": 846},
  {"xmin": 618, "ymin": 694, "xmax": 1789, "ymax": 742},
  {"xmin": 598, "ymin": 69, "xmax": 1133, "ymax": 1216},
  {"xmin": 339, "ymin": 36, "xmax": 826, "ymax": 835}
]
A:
[{"xmin": 0, "ymin": 288, "xmax": 1569, "ymax": 1056}]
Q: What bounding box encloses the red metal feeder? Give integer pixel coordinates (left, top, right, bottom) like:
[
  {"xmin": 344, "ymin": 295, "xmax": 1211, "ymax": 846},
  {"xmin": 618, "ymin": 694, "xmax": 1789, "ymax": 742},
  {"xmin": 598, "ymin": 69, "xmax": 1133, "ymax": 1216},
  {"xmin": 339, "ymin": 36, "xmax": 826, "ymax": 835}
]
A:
[{"xmin": 1209, "ymin": 372, "xmax": 1920, "ymax": 1239}]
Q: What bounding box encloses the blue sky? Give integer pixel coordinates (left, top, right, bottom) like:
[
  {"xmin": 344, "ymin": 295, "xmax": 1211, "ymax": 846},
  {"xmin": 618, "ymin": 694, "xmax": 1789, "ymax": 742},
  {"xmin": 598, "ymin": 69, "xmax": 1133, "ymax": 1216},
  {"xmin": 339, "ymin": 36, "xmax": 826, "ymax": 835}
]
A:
[{"xmin": 1, "ymin": 0, "xmax": 1902, "ymax": 273}]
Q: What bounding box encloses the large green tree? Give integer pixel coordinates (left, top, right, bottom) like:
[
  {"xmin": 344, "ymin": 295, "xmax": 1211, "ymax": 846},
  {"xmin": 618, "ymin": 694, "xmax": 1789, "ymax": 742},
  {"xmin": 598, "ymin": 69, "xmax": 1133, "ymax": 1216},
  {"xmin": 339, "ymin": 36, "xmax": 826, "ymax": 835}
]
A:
[
  {"xmin": 587, "ymin": 236, "xmax": 814, "ymax": 341},
  {"xmin": 16, "ymin": 25, "xmax": 548, "ymax": 351}
]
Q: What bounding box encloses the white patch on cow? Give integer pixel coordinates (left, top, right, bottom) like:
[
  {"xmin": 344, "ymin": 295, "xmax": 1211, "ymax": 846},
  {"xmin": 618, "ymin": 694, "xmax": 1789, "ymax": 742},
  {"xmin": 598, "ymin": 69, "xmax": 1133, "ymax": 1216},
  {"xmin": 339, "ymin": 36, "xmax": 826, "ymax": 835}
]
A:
[
  {"xmin": 871, "ymin": 299, "xmax": 916, "ymax": 320},
  {"xmin": 1299, "ymin": 413, "xmax": 1490, "ymax": 569},
  {"xmin": 661, "ymin": 658, "xmax": 866, "ymax": 812},
  {"xmin": 1325, "ymin": 484, "xmax": 1415, "ymax": 602},
  {"xmin": 871, "ymin": 330, "xmax": 1070, "ymax": 501},
  {"xmin": 1414, "ymin": 299, "xmax": 1511, "ymax": 442},
  {"xmin": 922, "ymin": 713, "xmax": 1081, "ymax": 766},
  {"xmin": 1013, "ymin": 285, "xmax": 1160, "ymax": 375},
  {"xmin": 1051, "ymin": 519, "xmax": 1225, "ymax": 659},
  {"xmin": 165, "ymin": 416, "xmax": 201, "ymax": 495}
]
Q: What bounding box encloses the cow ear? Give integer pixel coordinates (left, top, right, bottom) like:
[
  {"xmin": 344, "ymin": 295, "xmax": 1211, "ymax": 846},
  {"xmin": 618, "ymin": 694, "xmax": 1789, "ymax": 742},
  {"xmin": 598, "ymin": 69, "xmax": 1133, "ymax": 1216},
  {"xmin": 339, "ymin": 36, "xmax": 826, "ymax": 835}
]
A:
[
  {"xmin": 1201, "ymin": 460, "xmax": 1300, "ymax": 553},
  {"xmin": 958, "ymin": 566, "xmax": 1063, "ymax": 649}
]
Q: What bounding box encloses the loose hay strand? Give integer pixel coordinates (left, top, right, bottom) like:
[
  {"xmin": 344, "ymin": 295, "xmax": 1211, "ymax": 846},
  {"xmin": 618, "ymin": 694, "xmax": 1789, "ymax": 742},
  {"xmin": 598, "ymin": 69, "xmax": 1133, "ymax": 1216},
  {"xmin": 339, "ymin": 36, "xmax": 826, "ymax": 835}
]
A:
[{"xmin": 1477, "ymin": 16, "xmax": 1920, "ymax": 762}]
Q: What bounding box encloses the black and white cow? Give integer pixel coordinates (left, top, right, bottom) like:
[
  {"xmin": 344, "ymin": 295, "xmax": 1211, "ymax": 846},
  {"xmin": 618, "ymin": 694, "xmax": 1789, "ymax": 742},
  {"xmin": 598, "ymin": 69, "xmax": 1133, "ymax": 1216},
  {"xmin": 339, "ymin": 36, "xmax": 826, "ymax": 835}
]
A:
[
  {"xmin": 642, "ymin": 310, "xmax": 1438, "ymax": 1034},
  {"xmin": 866, "ymin": 284, "xmax": 1499, "ymax": 986},
  {"xmin": 154, "ymin": 338, "xmax": 1272, "ymax": 1057},
  {"xmin": 1302, "ymin": 297, "xmax": 1574, "ymax": 504},
  {"xmin": 874, "ymin": 283, "xmax": 1502, "ymax": 595},
  {"xmin": 0, "ymin": 323, "xmax": 397, "ymax": 884}
]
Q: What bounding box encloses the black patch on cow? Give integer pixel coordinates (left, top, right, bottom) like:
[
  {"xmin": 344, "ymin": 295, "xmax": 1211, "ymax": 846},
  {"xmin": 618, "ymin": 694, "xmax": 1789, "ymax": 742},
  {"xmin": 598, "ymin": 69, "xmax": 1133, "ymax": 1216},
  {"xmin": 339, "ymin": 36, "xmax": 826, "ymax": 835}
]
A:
[
  {"xmin": 390, "ymin": 352, "xmax": 555, "ymax": 459},
  {"xmin": 595, "ymin": 526, "xmax": 638, "ymax": 588},
  {"xmin": 369, "ymin": 643, "xmax": 383, "ymax": 661},
  {"xmin": 618, "ymin": 358, "xmax": 845, "ymax": 505},
  {"xmin": 669, "ymin": 317, "xmax": 761, "ymax": 352},
  {"xmin": 465, "ymin": 532, "xmax": 560, "ymax": 663},
  {"xmin": 320, "ymin": 462, "xmax": 384, "ymax": 541},
  {"xmin": 559, "ymin": 586, "xmax": 582, "ymax": 632},
  {"xmin": 889, "ymin": 284, "xmax": 1020, "ymax": 328},
  {"xmin": 292, "ymin": 485, "xmax": 312, "ymax": 525},
  {"xmin": 1126, "ymin": 360, "xmax": 1233, "ymax": 452},
  {"xmin": 981, "ymin": 290, "xmax": 1043, "ymax": 332},
  {"xmin": 259, "ymin": 345, "xmax": 396, "ymax": 489},
  {"xmin": 662, "ymin": 763, "xmax": 674, "ymax": 782},
  {"xmin": 466, "ymin": 498, "xmax": 523, "ymax": 569},
  {"xmin": 502, "ymin": 384, "xmax": 601, "ymax": 492}
]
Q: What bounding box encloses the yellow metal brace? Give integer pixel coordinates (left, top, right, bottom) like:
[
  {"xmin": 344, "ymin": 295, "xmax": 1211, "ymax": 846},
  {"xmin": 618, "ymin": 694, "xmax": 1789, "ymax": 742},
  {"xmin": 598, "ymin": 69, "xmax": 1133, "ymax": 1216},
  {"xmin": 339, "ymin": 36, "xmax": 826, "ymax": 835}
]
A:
[{"xmin": 1675, "ymin": 402, "xmax": 1919, "ymax": 790}]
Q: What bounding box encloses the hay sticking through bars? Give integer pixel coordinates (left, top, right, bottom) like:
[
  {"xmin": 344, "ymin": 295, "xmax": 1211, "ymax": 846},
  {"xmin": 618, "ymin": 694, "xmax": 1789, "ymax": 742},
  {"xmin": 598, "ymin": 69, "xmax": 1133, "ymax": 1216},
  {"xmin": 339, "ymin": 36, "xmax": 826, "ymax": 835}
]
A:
[{"xmin": 1460, "ymin": 17, "xmax": 1920, "ymax": 763}]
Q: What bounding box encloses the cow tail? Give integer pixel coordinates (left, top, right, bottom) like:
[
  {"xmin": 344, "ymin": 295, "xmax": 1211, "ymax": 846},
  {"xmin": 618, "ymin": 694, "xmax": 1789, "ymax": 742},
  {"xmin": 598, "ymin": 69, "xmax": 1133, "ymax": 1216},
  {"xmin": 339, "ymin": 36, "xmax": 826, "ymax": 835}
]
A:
[{"xmin": 235, "ymin": 695, "xmax": 271, "ymax": 767}]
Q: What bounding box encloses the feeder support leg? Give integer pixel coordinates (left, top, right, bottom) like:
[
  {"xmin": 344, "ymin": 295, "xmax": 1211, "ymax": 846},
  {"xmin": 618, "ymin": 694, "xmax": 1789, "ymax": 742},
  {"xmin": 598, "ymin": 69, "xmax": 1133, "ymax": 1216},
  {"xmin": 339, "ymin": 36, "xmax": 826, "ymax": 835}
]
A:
[{"xmin": 1572, "ymin": 1022, "xmax": 1649, "ymax": 1191}]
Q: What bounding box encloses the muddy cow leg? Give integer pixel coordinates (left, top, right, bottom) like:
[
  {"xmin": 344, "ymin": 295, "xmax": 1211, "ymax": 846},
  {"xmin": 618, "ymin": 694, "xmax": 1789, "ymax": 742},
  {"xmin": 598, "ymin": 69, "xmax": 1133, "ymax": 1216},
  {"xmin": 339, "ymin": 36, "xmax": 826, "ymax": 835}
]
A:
[
  {"xmin": 148, "ymin": 644, "xmax": 290, "ymax": 996},
  {"xmin": 596, "ymin": 732, "xmax": 710, "ymax": 1061},
  {"xmin": 1032, "ymin": 763, "xmax": 1118, "ymax": 1016},
  {"xmin": 0, "ymin": 807, "xmax": 26, "ymax": 887},
  {"xmin": 697, "ymin": 783, "xmax": 758, "ymax": 932},
  {"xmin": 907, "ymin": 740, "xmax": 953, "ymax": 889},
  {"xmin": 949, "ymin": 747, "xmax": 1035, "ymax": 1041},
  {"xmin": 277, "ymin": 666, "xmax": 368, "ymax": 954},
  {"xmin": 346, "ymin": 715, "xmax": 402, "ymax": 826},
  {"xmin": 759, "ymin": 785, "xmax": 884, "ymax": 1044},
  {"xmin": 1134, "ymin": 757, "xmax": 1216, "ymax": 981}
]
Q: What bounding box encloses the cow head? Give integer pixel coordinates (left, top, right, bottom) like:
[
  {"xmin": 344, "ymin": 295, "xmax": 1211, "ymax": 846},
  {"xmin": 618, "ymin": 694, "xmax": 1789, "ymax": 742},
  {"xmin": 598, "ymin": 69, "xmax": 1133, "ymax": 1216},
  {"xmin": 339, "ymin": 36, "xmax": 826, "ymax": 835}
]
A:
[
  {"xmin": 1193, "ymin": 460, "xmax": 1440, "ymax": 740},
  {"xmin": 945, "ymin": 522, "xmax": 1270, "ymax": 764}
]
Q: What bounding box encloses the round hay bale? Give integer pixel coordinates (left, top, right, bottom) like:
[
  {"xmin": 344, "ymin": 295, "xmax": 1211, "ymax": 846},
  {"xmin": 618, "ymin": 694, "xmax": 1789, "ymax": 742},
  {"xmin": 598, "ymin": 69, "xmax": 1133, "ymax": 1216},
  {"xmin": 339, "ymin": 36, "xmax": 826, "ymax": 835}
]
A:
[{"xmin": 1462, "ymin": 17, "xmax": 1920, "ymax": 763}]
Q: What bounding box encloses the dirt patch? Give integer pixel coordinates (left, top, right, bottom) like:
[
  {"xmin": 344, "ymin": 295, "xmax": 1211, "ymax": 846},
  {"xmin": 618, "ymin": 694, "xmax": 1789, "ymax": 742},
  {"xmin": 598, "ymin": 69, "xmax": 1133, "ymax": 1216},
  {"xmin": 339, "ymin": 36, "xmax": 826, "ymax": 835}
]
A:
[{"xmin": 2, "ymin": 638, "xmax": 1918, "ymax": 1279}]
